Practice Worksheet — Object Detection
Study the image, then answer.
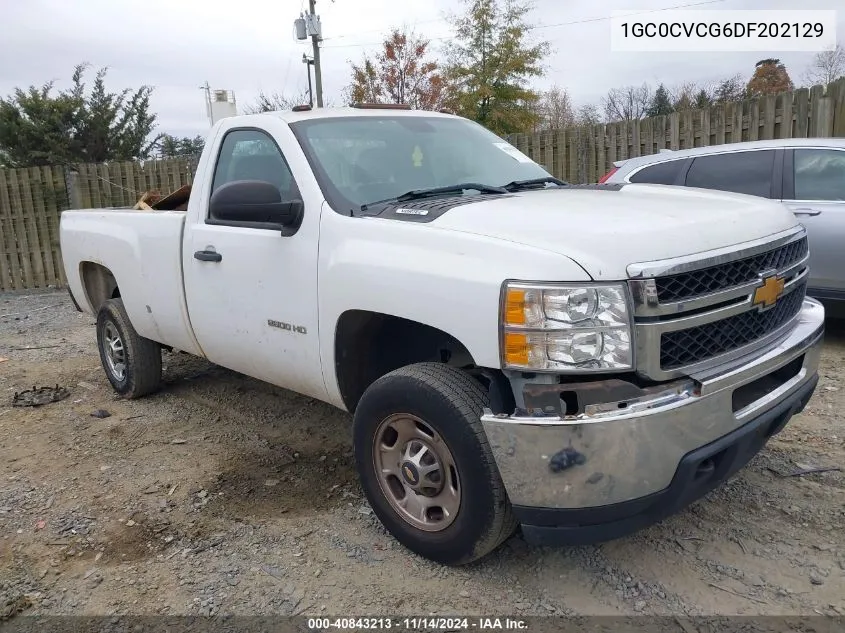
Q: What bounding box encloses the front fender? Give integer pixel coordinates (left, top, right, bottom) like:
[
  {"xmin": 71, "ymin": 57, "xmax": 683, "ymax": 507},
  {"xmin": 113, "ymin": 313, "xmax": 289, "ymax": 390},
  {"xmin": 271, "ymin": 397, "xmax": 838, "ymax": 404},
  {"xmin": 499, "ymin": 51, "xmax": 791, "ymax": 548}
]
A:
[{"xmin": 317, "ymin": 211, "xmax": 592, "ymax": 408}]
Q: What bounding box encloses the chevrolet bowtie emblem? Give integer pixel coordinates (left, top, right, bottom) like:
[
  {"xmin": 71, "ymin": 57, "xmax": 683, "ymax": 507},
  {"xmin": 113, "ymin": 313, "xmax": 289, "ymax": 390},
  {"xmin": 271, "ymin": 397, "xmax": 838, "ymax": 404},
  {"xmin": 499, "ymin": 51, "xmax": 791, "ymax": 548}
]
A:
[{"xmin": 752, "ymin": 274, "xmax": 785, "ymax": 310}]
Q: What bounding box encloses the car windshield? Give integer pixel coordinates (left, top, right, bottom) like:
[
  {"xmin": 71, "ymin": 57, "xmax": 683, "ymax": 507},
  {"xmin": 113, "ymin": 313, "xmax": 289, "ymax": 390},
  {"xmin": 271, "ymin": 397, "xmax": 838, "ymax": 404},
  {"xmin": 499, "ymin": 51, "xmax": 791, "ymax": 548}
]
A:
[{"xmin": 289, "ymin": 115, "xmax": 551, "ymax": 212}]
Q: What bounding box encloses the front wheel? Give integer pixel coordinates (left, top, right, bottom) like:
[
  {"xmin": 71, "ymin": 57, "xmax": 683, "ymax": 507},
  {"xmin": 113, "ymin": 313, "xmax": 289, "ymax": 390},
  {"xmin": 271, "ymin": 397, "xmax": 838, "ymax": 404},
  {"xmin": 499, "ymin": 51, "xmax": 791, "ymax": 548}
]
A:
[
  {"xmin": 96, "ymin": 298, "xmax": 162, "ymax": 399},
  {"xmin": 353, "ymin": 362, "xmax": 516, "ymax": 565}
]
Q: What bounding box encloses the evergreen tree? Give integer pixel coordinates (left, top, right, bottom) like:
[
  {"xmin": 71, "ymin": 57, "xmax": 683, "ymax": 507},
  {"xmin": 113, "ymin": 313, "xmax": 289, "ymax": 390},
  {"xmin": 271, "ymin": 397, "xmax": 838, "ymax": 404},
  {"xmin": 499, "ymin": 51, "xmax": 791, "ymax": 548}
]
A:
[
  {"xmin": 645, "ymin": 84, "xmax": 673, "ymax": 117},
  {"xmin": 444, "ymin": 0, "xmax": 550, "ymax": 135},
  {"xmin": 0, "ymin": 64, "xmax": 159, "ymax": 168}
]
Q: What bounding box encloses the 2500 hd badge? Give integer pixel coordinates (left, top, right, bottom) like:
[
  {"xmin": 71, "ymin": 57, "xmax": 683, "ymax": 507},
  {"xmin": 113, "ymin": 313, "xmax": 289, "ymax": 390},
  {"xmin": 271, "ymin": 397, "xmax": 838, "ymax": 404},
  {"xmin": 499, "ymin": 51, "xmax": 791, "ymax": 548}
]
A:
[{"xmin": 268, "ymin": 319, "xmax": 307, "ymax": 335}]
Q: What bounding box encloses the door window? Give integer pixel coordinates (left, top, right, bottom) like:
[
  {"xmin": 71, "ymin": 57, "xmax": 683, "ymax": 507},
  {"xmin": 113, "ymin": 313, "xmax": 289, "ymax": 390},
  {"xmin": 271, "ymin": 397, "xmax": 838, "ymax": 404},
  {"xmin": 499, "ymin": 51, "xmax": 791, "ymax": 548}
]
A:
[
  {"xmin": 628, "ymin": 159, "xmax": 685, "ymax": 185},
  {"xmin": 210, "ymin": 129, "xmax": 299, "ymax": 217},
  {"xmin": 685, "ymin": 150, "xmax": 775, "ymax": 198},
  {"xmin": 794, "ymin": 149, "xmax": 845, "ymax": 201}
]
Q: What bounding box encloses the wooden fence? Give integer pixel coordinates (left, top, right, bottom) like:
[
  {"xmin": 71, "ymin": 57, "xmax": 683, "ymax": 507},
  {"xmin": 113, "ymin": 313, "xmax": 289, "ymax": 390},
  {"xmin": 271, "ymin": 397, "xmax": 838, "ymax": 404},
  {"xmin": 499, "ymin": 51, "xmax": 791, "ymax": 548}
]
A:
[
  {"xmin": 2, "ymin": 78, "xmax": 845, "ymax": 291},
  {"xmin": 0, "ymin": 158, "xmax": 198, "ymax": 291},
  {"xmin": 508, "ymin": 78, "xmax": 845, "ymax": 185}
]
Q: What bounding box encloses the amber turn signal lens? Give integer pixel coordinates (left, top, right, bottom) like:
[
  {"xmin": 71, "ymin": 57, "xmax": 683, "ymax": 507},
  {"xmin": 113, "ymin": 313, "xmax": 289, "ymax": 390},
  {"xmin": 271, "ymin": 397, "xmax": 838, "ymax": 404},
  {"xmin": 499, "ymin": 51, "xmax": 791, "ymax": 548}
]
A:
[
  {"xmin": 503, "ymin": 332, "xmax": 530, "ymax": 366},
  {"xmin": 504, "ymin": 288, "xmax": 526, "ymax": 325}
]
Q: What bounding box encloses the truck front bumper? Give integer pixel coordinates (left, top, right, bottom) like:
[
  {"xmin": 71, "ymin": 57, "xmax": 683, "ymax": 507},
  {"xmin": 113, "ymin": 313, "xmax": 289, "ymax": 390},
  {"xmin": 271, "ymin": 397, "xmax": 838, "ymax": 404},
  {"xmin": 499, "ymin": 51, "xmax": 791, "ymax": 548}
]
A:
[{"xmin": 480, "ymin": 298, "xmax": 825, "ymax": 545}]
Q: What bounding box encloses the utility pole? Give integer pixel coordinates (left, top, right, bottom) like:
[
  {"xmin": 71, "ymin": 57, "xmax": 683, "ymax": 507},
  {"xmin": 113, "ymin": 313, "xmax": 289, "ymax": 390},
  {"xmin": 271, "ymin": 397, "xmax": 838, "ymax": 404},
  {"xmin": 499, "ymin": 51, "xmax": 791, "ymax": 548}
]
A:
[
  {"xmin": 309, "ymin": 0, "xmax": 324, "ymax": 107},
  {"xmin": 199, "ymin": 81, "xmax": 212, "ymax": 125},
  {"xmin": 295, "ymin": 0, "xmax": 325, "ymax": 107},
  {"xmin": 302, "ymin": 54, "xmax": 314, "ymax": 107}
]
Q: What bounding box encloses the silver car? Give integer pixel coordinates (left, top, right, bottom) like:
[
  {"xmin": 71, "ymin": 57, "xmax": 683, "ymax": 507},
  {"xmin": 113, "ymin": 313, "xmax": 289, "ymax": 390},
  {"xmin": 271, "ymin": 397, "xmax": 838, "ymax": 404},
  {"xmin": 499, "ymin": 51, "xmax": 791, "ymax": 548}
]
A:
[{"xmin": 601, "ymin": 138, "xmax": 845, "ymax": 309}]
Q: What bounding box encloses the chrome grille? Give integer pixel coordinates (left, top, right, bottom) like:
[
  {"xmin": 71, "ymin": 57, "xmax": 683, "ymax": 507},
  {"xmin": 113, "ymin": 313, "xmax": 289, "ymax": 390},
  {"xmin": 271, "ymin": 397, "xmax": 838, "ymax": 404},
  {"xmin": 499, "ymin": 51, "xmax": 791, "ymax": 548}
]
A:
[
  {"xmin": 655, "ymin": 237, "xmax": 808, "ymax": 303},
  {"xmin": 660, "ymin": 281, "xmax": 807, "ymax": 370},
  {"xmin": 628, "ymin": 227, "xmax": 810, "ymax": 381}
]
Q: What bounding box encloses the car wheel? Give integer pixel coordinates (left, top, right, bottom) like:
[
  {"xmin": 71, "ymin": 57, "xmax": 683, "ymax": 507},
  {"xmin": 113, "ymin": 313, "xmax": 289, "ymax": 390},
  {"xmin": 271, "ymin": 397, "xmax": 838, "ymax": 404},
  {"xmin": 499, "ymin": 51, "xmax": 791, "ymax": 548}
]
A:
[
  {"xmin": 96, "ymin": 298, "xmax": 162, "ymax": 399},
  {"xmin": 353, "ymin": 362, "xmax": 516, "ymax": 565}
]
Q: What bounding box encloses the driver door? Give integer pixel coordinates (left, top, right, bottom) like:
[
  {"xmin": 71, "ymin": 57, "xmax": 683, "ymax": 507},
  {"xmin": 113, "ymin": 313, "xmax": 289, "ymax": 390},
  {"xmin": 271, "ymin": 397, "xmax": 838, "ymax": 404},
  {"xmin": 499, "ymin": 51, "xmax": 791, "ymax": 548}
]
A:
[{"xmin": 182, "ymin": 127, "xmax": 326, "ymax": 401}]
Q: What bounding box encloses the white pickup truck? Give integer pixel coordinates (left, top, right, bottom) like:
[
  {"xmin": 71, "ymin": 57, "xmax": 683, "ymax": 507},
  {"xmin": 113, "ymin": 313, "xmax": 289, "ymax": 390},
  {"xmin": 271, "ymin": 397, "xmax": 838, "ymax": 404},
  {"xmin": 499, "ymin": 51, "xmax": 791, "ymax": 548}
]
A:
[{"xmin": 60, "ymin": 105, "xmax": 825, "ymax": 565}]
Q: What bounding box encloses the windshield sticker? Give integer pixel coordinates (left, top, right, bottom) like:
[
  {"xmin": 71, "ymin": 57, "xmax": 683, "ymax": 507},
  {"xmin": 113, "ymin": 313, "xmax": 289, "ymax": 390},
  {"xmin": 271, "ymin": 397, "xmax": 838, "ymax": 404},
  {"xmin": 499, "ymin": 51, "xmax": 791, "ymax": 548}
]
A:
[
  {"xmin": 412, "ymin": 145, "xmax": 424, "ymax": 167},
  {"xmin": 493, "ymin": 142, "xmax": 533, "ymax": 163},
  {"xmin": 395, "ymin": 208, "xmax": 429, "ymax": 216}
]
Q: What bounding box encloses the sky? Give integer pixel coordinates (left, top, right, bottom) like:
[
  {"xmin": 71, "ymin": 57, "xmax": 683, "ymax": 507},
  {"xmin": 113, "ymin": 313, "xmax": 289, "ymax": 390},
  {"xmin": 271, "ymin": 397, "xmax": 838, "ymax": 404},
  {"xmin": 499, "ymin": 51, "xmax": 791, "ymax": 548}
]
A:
[{"xmin": 0, "ymin": 0, "xmax": 842, "ymax": 138}]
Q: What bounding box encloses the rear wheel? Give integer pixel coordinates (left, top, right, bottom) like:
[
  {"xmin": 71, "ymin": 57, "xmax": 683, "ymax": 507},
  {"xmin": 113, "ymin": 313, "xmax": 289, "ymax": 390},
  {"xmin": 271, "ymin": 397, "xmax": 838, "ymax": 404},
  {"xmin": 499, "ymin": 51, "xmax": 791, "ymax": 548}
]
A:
[
  {"xmin": 353, "ymin": 362, "xmax": 516, "ymax": 565},
  {"xmin": 96, "ymin": 298, "xmax": 162, "ymax": 399}
]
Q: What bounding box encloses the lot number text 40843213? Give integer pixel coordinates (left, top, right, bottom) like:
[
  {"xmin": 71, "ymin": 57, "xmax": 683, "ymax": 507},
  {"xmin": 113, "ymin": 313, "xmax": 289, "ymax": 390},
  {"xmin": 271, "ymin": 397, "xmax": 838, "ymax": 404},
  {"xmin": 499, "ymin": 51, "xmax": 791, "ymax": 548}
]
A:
[{"xmin": 306, "ymin": 617, "xmax": 529, "ymax": 630}]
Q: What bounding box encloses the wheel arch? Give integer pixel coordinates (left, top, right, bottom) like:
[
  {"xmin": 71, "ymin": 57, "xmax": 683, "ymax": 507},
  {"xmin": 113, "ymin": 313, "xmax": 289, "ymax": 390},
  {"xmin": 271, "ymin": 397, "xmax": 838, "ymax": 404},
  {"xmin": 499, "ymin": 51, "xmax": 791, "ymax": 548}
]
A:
[
  {"xmin": 333, "ymin": 309, "xmax": 515, "ymax": 414},
  {"xmin": 80, "ymin": 261, "xmax": 121, "ymax": 313}
]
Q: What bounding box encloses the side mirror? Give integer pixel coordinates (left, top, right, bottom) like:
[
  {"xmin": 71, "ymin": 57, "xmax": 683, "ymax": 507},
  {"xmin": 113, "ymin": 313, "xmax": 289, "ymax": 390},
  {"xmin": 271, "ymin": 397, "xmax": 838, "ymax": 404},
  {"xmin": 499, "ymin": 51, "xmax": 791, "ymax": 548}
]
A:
[{"xmin": 209, "ymin": 180, "xmax": 303, "ymax": 228}]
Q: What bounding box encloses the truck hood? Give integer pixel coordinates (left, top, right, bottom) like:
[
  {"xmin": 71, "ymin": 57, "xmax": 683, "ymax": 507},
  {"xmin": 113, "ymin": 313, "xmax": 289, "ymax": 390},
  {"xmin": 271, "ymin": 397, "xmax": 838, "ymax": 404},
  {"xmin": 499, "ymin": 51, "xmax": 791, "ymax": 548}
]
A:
[{"xmin": 429, "ymin": 184, "xmax": 800, "ymax": 280}]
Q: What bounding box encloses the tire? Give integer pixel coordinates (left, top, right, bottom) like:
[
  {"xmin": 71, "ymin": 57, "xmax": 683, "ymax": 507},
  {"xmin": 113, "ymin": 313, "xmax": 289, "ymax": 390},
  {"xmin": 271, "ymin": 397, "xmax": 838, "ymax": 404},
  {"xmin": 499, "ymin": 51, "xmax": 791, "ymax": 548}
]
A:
[
  {"xmin": 353, "ymin": 362, "xmax": 517, "ymax": 565},
  {"xmin": 67, "ymin": 286, "xmax": 83, "ymax": 312},
  {"xmin": 95, "ymin": 298, "xmax": 162, "ymax": 399}
]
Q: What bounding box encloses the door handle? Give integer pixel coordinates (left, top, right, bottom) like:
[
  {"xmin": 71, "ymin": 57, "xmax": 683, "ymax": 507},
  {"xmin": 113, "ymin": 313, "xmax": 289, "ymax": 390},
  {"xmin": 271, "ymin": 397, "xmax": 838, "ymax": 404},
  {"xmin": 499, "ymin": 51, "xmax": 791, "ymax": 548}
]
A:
[
  {"xmin": 792, "ymin": 208, "xmax": 822, "ymax": 217},
  {"xmin": 194, "ymin": 250, "xmax": 222, "ymax": 262}
]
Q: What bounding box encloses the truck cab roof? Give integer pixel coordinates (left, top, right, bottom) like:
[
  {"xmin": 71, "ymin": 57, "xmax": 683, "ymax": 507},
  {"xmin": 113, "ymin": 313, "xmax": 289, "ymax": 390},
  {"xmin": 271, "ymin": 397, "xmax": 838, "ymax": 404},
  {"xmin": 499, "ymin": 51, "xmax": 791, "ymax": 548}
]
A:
[{"xmin": 257, "ymin": 105, "xmax": 459, "ymax": 124}]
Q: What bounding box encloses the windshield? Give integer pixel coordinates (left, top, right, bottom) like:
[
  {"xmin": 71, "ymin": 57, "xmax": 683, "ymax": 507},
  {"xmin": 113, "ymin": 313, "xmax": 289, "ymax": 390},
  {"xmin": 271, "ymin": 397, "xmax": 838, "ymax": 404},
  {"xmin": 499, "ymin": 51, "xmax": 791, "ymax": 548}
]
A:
[{"xmin": 289, "ymin": 115, "xmax": 550, "ymax": 212}]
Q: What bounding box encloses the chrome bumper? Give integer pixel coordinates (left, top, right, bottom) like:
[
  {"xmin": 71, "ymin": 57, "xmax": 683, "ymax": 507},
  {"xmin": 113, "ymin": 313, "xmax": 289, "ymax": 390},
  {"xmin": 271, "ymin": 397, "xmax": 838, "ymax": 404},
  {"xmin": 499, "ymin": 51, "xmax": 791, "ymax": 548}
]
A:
[{"xmin": 481, "ymin": 298, "xmax": 825, "ymax": 510}]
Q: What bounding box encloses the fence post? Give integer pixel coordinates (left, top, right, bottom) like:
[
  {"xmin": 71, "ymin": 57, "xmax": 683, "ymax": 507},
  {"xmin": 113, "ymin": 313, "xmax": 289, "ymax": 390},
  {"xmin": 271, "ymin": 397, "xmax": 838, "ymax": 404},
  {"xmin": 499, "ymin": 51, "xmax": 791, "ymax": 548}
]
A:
[
  {"xmin": 576, "ymin": 127, "xmax": 587, "ymax": 184},
  {"xmin": 64, "ymin": 167, "xmax": 82, "ymax": 209}
]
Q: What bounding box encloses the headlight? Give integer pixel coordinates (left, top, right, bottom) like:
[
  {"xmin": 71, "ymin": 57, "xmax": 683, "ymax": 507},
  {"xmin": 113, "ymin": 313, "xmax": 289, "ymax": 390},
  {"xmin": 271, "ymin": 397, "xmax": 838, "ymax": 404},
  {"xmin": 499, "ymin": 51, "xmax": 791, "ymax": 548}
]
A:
[{"xmin": 501, "ymin": 282, "xmax": 633, "ymax": 371}]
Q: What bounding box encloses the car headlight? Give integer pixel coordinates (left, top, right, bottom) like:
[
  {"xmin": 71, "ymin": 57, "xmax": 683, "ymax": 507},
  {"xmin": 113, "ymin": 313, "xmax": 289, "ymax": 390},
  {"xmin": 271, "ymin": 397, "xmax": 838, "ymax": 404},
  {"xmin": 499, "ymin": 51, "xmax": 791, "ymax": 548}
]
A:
[{"xmin": 500, "ymin": 282, "xmax": 633, "ymax": 371}]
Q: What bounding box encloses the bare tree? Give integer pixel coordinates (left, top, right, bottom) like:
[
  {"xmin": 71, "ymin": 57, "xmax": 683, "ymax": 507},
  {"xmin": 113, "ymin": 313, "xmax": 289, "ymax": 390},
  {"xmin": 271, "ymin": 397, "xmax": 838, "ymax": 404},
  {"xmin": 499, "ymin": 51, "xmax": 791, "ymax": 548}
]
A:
[
  {"xmin": 575, "ymin": 103, "xmax": 601, "ymax": 126},
  {"xmin": 671, "ymin": 81, "xmax": 702, "ymax": 111},
  {"xmin": 601, "ymin": 83, "xmax": 651, "ymax": 122},
  {"xmin": 536, "ymin": 85, "xmax": 574, "ymax": 130},
  {"xmin": 243, "ymin": 89, "xmax": 314, "ymax": 114},
  {"xmin": 803, "ymin": 44, "xmax": 845, "ymax": 86},
  {"xmin": 713, "ymin": 73, "xmax": 747, "ymax": 103}
]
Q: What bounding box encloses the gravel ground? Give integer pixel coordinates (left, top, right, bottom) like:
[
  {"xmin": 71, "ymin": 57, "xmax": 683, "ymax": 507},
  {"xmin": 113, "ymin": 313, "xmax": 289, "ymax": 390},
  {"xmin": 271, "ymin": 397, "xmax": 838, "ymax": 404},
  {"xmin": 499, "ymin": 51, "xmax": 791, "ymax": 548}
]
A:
[{"xmin": 1, "ymin": 290, "xmax": 843, "ymax": 620}]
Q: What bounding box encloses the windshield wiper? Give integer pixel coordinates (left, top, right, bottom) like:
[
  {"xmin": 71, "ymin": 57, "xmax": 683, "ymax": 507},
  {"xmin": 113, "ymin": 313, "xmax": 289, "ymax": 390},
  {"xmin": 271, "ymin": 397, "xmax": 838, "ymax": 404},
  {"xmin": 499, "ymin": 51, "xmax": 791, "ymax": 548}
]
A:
[
  {"xmin": 502, "ymin": 177, "xmax": 568, "ymax": 192},
  {"xmin": 361, "ymin": 182, "xmax": 508, "ymax": 211}
]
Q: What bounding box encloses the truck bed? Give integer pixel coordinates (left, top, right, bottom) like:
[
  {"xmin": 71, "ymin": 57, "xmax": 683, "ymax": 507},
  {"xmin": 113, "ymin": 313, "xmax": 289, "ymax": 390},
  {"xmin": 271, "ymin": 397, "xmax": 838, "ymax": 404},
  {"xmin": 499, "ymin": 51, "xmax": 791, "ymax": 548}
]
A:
[{"xmin": 59, "ymin": 208, "xmax": 203, "ymax": 356}]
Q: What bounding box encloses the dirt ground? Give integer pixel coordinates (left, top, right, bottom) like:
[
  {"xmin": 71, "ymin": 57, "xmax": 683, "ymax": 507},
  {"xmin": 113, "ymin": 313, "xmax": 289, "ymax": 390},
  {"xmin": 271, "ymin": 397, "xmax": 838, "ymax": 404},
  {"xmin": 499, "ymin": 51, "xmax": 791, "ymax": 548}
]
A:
[{"xmin": 1, "ymin": 289, "xmax": 843, "ymax": 620}]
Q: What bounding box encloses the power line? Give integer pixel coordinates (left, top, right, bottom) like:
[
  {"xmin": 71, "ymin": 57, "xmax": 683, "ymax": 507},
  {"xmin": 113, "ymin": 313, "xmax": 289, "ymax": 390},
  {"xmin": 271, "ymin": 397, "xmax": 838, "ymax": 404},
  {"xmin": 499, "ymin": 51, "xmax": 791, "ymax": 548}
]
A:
[
  {"xmin": 322, "ymin": 17, "xmax": 448, "ymax": 41},
  {"xmin": 281, "ymin": 47, "xmax": 294, "ymax": 92},
  {"xmin": 533, "ymin": 0, "xmax": 726, "ymax": 31},
  {"xmin": 320, "ymin": 0, "xmax": 728, "ymax": 49}
]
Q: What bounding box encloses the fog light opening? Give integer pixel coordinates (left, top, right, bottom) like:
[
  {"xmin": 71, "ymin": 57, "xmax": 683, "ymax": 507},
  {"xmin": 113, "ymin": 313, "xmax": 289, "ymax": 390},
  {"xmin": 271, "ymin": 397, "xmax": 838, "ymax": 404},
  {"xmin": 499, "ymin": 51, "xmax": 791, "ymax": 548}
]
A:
[
  {"xmin": 694, "ymin": 457, "xmax": 716, "ymax": 481},
  {"xmin": 560, "ymin": 391, "xmax": 579, "ymax": 415}
]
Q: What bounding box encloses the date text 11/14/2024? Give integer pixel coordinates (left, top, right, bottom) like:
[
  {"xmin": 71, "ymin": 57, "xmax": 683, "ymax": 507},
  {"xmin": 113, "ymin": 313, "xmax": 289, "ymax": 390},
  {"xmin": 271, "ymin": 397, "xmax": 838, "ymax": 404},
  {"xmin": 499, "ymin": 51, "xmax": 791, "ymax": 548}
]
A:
[{"xmin": 306, "ymin": 617, "xmax": 529, "ymax": 630}]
